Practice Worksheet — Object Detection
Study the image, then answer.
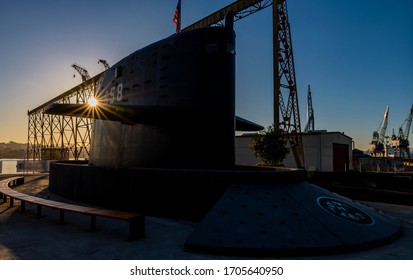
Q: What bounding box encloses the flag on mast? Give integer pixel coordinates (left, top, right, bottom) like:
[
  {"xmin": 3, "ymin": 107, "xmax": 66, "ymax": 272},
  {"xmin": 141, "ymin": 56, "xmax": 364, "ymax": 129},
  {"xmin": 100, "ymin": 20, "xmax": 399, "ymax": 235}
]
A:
[{"xmin": 173, "ymin": 0, "xmax": 181, "ymax": 33}]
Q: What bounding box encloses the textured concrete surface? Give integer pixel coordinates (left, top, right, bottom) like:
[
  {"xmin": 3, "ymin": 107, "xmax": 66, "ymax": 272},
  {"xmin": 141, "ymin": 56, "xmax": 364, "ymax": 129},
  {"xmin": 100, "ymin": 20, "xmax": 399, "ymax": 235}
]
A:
[
  {"xmin": 185, "ymin": 183, "xmax": 402, "ymax": 256},
  {"xmin": 0, "ymin": 174, "xmax": 412, "ymax": 260}
]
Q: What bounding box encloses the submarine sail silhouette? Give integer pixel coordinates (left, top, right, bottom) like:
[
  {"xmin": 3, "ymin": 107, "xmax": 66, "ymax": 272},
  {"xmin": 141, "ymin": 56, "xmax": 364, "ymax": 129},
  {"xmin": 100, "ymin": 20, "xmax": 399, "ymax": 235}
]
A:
[{"xmin": 45, "ymin": 13, "xmax": 262, "ymax": 168}]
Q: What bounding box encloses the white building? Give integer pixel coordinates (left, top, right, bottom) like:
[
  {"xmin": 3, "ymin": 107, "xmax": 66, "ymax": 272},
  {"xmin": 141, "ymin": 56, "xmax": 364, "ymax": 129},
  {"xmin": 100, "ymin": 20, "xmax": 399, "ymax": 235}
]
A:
[{"xmin": 235, "ymin": 131, "xmax": 353, "ymax": 172}]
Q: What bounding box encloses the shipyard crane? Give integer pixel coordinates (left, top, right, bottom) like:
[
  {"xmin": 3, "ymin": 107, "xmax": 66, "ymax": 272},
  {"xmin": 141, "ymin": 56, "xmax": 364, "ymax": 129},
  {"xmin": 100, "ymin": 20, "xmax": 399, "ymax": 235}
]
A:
[
  {"xmin": 71, "ymin": 63, "xmax": 90, "ymax": 83},
  {"xmin": 391, "ymin": 104, "xmax": 413, "ymax": 158},
  {"xmin": 368, "ymin": 104, "xmax": 390, "ymax": 157},
  {"xmin": 98, "ymin": 59, "xmax": 110, "ymax": 70},
  {"xmin": 304, "ymin": 85, "xmax": 314, "ymax": 132},
  {"xmin": 183, "ymin": 0, "xmax": 304, "ymax": 168}
]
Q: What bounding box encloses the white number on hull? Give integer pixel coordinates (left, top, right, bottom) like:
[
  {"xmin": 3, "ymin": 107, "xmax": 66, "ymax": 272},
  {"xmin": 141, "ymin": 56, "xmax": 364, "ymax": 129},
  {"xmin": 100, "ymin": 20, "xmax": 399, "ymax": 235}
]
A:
[
  {"xmin": 117, "ymin": 83, "xmax": 123, "ymax": 101},
  {"xmin": 106, "ymin": 83, "xmax": 123, "ymax": 104}
]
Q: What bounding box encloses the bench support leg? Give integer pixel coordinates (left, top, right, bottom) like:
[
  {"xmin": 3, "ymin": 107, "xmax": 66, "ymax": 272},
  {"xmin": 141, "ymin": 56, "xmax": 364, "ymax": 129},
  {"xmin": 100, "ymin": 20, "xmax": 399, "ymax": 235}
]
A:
[
  {"xmin": 59, "ymin": 210, "xmax": 65, "ymax": 225},
  {"xmin": 2, "ymin": 195, "xmax": 6, "ymax": 204},
  {"xmin": 90, "ymin": 216, "xmax": 97, "ymax": 231},
  {"xmin": 37, "ymin": 205, "xmax": 42, "ymax": 218},
  {"xmin": 129, "ymin": 216, "xmax": 145, "ymax": 240},
  {"xmin": 20, "ymin": 201, "xmax": 25, "ymax": 212},
  {"xmin": 9, "ymin": 197, "xmax": 14, "ymax": 208}
]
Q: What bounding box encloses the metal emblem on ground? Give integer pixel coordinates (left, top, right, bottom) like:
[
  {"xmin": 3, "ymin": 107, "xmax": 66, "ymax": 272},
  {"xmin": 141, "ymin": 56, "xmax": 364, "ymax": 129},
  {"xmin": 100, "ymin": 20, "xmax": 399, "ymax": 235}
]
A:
[{"xmin": 317, "ymin": 197, "xmax": 375, "ymax": 226}]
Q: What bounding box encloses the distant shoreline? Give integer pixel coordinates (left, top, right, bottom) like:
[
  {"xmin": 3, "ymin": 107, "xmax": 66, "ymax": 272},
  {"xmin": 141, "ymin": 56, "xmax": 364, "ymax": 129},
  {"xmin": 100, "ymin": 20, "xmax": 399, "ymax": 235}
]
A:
[{"xmin": 0, "ymin": 141, "xmax": 27, "ymax": 159}]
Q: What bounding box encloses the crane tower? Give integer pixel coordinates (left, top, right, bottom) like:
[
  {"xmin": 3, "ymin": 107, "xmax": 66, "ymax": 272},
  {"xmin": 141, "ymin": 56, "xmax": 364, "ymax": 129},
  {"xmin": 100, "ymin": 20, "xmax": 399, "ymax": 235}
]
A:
[{"xmin": 273, "ymin": 0, "xmax": 304, "ymax": 167}]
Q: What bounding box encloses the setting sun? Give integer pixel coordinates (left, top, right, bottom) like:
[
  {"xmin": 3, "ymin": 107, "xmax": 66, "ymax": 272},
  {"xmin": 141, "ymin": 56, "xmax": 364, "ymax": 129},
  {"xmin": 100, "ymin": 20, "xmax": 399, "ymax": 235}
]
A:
[{"xmin": 87, "ymin": 96, "xmax": 98, "ymax": 107}]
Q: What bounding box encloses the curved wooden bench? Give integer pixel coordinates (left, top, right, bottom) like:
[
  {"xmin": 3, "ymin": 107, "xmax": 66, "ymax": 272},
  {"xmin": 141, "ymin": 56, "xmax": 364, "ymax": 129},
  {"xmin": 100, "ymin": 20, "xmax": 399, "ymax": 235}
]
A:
[{"xmin": 0, "ymin": 177, "xmax": 144, "ymax": 240}]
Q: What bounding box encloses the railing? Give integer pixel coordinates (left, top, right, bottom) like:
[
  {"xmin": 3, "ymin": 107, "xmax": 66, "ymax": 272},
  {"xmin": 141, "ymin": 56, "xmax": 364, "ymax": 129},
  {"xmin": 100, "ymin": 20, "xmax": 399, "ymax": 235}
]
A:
[{"xmin": 0, "ymin": 159, "xmax": 51, "ymax": 174}]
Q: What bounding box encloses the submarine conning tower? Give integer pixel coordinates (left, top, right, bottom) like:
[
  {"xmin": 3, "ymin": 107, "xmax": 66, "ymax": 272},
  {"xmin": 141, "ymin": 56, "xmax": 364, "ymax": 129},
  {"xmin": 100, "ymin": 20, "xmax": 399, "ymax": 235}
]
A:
[{"xmin": 89, "ymin": 13, "xmax": 236, "ymax": 169}]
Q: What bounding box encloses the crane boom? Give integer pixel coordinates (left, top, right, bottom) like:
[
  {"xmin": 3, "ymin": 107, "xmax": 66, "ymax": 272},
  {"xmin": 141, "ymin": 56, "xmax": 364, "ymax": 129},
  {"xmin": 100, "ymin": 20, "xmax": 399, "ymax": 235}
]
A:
[
  {"xmin": 98, "ymin": 59, "xmax": 110, "ymax": 70},
  {"xmin": 71, "ymin": 63, "xmax": 90, "ymax": 83},
  {"xmin": 368, "ymin": 104, "xmax": 389, "ymax": 157},
  {"xmin": 379, "ymin": 104, "xmax": 390, "ymax": 143},
  {"xmin": 404, "ymin": 104, "xmax": 413, "ymax": 139},
  {"xmin": 183, "ymin": 0, "xmax": 272, "ymax": 31}
]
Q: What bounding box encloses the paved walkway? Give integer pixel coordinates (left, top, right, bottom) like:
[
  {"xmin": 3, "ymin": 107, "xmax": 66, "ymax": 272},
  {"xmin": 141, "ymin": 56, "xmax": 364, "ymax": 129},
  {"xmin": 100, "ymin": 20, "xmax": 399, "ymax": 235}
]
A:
[{"xmin": 0, "ymin": 174, "xmax": 412, "ymax": 259}]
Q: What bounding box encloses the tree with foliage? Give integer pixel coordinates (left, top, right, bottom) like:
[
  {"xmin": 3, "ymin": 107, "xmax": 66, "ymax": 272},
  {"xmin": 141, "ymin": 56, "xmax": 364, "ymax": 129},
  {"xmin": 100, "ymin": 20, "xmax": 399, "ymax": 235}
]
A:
[{"xmin": 249, "ymin": 124, "xmax": 289, "ymax": 166}]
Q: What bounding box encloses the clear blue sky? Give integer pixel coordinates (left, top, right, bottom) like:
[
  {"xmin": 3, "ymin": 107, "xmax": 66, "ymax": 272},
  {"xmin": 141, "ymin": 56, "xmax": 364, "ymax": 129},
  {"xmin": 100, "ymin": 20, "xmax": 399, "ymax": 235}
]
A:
[{"xmin": 0, "ymin": 0, "xmax": 412, "ymax": 151}]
